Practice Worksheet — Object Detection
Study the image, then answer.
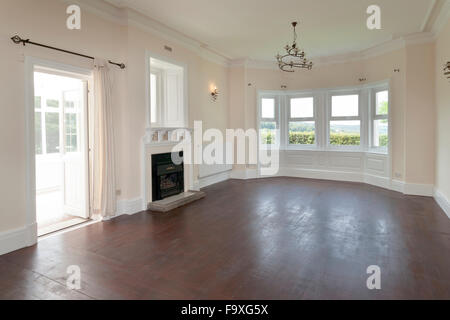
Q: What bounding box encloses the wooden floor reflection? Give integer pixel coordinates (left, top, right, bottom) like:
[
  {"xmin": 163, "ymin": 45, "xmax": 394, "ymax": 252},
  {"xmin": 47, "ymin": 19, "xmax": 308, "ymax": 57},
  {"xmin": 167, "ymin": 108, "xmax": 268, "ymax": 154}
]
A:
[{"xmin": 1, "ymin": 177, "xmax": 450, "ymax": 299}]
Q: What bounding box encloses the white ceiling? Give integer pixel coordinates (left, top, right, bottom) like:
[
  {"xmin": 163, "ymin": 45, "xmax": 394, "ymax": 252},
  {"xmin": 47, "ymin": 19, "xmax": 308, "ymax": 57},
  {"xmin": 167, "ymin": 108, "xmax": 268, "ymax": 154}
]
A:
[{"xmin": 104, "ymin": 0, "xmax": 436, "ymax": 61}]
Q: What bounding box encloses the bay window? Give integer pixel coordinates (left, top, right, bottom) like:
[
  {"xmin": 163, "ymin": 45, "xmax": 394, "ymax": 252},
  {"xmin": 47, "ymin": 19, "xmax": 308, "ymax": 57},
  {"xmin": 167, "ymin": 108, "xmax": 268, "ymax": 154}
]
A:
[{"xmin": 258, "ymin": 82, "xmax": 389, "ymax": 154}]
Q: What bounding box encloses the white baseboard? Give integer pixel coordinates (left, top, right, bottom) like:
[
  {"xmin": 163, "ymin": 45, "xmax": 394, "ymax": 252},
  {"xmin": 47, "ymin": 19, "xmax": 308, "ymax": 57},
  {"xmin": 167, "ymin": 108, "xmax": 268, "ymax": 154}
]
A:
[
  {"xmin": 434, "ymin": 188, "xmax": 450, "ymax": 219},
  {"xmin": 116, "ymin": 198, "xmax": 144, "ymax": 217},
  {"xmin": 0, "ymin": 223, "xmax": 37, "ymax": 256},
  {"xmin": 403, "ymin": 183, "xmax": 434, "ymax": 197},
  {"xmin": 279, "ymin": 167, "xmax": 363, "ymax": 183},
  {"xmin": 390, "ymin": 180, "xmax": 405, "ymax": 193},
  {"xmin": 364, "ymin": 173, "xmax": 391, "ymax": 190},
  {"xmin": 389, "ymin": 180, "xmax": 433, "ymax": 196},
  {"xmin": 230, "ymin": 168, "xmax": 258, "ymax": 180},
  {"xmin": 198, "ymin": 170, "xmax": 231, "ymax": 189},
  {"xmin": 230, "ymin": 168, "xmax": 435, "ymax": 198}
]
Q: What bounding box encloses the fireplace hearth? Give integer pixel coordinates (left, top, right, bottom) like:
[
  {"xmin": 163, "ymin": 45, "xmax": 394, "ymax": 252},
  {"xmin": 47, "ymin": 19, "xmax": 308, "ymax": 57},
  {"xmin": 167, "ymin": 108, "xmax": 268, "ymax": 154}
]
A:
[{"xmin": 152, "ymin": 152, "xmax": 184, "ymax": 201}]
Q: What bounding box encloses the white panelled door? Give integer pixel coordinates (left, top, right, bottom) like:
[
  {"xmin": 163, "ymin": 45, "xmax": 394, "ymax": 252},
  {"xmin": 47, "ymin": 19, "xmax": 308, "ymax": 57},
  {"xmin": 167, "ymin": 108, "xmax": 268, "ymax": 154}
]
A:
[{"xmin": 61, "ymin": 82, "xmax": 89, "ymax": 219}]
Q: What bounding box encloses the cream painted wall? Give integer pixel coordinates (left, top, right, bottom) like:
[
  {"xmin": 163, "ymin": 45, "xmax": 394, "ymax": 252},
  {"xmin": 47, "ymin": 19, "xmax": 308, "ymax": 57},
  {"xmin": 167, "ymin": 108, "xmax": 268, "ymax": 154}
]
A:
[
  {"xmin": 435, "ymin": 18, "xmax": 450, "ymax": 200},
  {"xmin": 123, "ymin": 24, "xmax": 229, "ymax": 198},
  {"xmin": 0, "ymin": 0, "xmax": 229, "ymax": 233},
  {"xmin": 404, "ymin": 43, "xmax": 436, "ymax": 185},
  {"xmin": 228, "ymin": 66, "xmax": 247, "ymax": 170},
  {"xmin": 363, "ymin": 49, "xmax": 406, "ymax": 180}
]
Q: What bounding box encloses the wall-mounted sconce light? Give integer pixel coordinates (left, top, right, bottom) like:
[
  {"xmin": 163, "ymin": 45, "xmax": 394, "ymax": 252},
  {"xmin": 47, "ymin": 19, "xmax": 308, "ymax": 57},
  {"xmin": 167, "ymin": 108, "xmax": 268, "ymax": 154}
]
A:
[
  {"xmin": 444, "ymin": 62, "xmax": 450, "ymax": 80},
  {"xmin": 358, "ymin": 78, "xmax": 366, "ymax": 82},
  {"xmin": 211, "ymin": 86, "xmax": 219, "ymax": 102}
]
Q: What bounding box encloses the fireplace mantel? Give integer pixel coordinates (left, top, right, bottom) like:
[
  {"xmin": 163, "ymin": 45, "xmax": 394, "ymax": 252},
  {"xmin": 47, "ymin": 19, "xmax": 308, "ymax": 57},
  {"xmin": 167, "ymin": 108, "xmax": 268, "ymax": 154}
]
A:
[
  {"xmin": 143, "ymin": 127, "xmax": 193, "ymax": 146},
  {"xmin": 141, "ymin": 127, "xmax": 198, "ymax": 208}
]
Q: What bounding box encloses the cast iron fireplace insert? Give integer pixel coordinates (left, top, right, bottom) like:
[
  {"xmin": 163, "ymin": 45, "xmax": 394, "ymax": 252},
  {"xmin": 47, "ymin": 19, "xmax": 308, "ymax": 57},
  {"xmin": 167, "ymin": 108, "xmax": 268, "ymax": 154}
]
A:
[{"xmin": 152, "ymin": 152, "xmax": 184, "ymax": 201}]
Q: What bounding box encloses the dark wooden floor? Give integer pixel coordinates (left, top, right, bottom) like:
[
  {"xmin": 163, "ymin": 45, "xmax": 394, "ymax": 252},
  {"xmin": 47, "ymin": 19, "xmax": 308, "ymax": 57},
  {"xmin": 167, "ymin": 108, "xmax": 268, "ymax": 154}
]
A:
[{"xmin": 1, "ymin": 177, "xmax": 450, "ymax": 300}]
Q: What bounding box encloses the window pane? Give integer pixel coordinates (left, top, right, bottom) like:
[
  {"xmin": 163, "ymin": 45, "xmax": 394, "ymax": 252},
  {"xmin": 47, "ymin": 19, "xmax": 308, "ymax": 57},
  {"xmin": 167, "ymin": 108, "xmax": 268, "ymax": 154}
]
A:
[
  {"xmin": 376, "ymin": 91, "xmax": 388, "ymax": 115},
  {"xmin": 260, "ymin": 121, "xmax": 276, "ymax": 145},
  {"xmin": 373, "ymin": 119, "xmax": 388, "ymax": 147},
  {"xmin": 150, "ymin": 73, "xmax": 157, "ymax": 123},
  {"xmin": 63, "ymin": 91, "xmax": 80, "ymax": 111},
  {"xmin": 65, "ymin": 113, "xmax": 78, "ymax": 153},
  {"xmin": 289, "ymin": 121, "xmax": 315, "ymax": 145},
  {"xmin": 330, "ymin": 120, "xmax": 360, "ymax": 146},
  {"xmin": 46, "ymin": 99, "xmax": 59, "ymax": 109},
  {"xmin": 150, "ymin": 57, "xmax": 186, "ymax": 127},
  {"xmin": 35, "ymin": 112, "xmax": 42, "ymax": 155},
  {"xmin": 261, "ymin": 98, "xmax": 275, "ymax": 118},
  {"xmin": 290, "ymin": 97, "xmax": 313, "ymax": 118},
  {"xmin": 45, "ymin": 113, "xmax": 60, "ymax": 153},
  {"xmin": 332, "ymin": 95, "xmax": 359, "ymax": 117},
  {"xmin": 35, "ymin": 96, "xmax": 41, "ymax": 110}
]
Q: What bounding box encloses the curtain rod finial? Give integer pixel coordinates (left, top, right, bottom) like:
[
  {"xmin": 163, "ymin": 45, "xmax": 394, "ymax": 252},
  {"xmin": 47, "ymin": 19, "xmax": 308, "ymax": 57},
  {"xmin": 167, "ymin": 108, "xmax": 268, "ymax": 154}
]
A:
[
  {"xmin": 11, "ymin": 35, "xmax": 29, "ymax": 46},
  {"xmin": 11, "ymin": 35, "xmax": 22, "ymax": 44}
]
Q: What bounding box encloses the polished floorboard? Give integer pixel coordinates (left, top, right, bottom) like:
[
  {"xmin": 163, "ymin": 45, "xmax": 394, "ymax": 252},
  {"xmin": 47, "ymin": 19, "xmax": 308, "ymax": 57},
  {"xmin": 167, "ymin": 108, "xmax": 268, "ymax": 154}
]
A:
[{"xmin": 1, "ymin": 177, "xmax": 450, "ymax": 300}]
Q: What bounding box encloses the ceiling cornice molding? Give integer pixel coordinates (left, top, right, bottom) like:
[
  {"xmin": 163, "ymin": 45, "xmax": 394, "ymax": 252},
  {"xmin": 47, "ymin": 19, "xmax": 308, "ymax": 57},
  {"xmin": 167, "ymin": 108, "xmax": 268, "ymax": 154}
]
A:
[
  {"xmin": 229, "ymin": 58, "xmax": 249, "ymax": 68},
  {"xmin": 60, "ymin": 0, "xmax": 128, "ymax": 25},
  {"xmin": 402, "ymin": 32, "xmax": 436, "ymax": 46},
  {"xmin": 59, "ymin": 0, "xmax": 448, "ymax": 70},
  {"xmin": 430, "ymin": 0, "xmax": 450, "ymax": 37},
  {"xmin": 59, "ymin": 0, "xmax": 231, "ymax": 67},
  {"xmin": 125, "ymin": 9, "xmax": 231, "ymax": 67},
  {"xmin": 243, "ymin": 31, "xmax": 437, "ymax": 70},
  {"xmin": 421, "ymin": 0, "xmax": 450, "ymax": 38},
  {"xmin": 421, "ymin": 0, "xmax": 438, "ymax": 32}
]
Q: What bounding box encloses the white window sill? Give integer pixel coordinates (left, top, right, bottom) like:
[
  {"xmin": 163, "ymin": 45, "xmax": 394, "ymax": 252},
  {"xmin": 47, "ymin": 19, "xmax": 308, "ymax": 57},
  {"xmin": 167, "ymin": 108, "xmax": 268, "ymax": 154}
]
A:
[
  {"xmin": 286, "ymin": 145, "xmax": 318, "ymax": 151},
  {"xmin": 366, "ymin": 148, "xmax": 388, "ymax": 155},
  {"xmin": 273, "ymin": 147, "xmax": 388, "ymax": 156}
]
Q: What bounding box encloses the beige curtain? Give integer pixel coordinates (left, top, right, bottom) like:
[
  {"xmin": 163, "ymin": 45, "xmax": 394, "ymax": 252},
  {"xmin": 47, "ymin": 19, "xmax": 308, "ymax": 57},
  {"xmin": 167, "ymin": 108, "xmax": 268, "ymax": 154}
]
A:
[{"xmin": 92, "ymin": 58, "xmax": 116, "ymax": 219}]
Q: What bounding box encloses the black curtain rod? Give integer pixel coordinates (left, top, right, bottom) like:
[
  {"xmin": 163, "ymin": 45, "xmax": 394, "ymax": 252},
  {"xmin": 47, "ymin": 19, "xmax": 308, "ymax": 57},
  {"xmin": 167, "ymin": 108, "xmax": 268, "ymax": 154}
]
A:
[{"xmin": 11, "ymin": 35, "xmax": 126, "ymax": 69}]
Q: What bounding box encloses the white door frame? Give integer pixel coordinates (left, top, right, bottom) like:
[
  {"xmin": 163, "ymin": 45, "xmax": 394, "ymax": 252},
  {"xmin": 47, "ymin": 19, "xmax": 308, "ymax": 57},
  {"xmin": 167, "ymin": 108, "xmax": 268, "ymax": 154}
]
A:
[{"xmin": 25, "ymin": 56, "xmax": 93, "ymax": 240}]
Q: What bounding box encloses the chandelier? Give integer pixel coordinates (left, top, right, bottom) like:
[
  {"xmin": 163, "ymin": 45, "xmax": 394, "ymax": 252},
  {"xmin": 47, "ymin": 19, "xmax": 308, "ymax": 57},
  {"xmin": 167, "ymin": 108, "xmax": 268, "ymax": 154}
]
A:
[{"xmin": 276, "ymin": 22, "xmax": 313, "ymax": 72}]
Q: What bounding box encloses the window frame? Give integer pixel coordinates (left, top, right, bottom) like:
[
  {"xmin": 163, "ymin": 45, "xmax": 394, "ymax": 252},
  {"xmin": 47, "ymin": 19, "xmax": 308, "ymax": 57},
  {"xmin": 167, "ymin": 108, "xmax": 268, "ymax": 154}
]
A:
[
  {"xmin": 258, "ymin": 94, "xmax": 280, "ymax": 149},
  {"xmin": 369, "ymin": 87, "xmax": 389, "ymax": 153},
  {"xmin": 34, "ymin": 96, "xmax": 44, "ymax": 155},
  {"xmin": 150, "ymin": 68, "xmax": 164, "ymax": 126},
  {"xmin": 34, "ymin": 78, "xmax": 85, "ymax": 156},
  {"xmin": 286, "ymin": 94, "xmax": 318, "ymax": 150},
  {"xmin": 257, "ymin": 81, "xmax": 389, "ymax": 154},
  {"xmin": 327, "ymin": 90, "xmax": 363, "ymax": 151},
  {"xmin": 146, "ymin": 51, "xmax": 189, "ymax": 129}
]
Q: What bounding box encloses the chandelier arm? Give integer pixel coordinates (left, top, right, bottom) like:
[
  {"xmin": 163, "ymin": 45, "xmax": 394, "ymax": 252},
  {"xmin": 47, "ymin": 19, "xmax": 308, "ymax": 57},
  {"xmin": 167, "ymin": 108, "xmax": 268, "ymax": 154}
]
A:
[
  {"xmin": 280, "ymin": 64, "xmax": 295, "ymax": 72},
  {"xmin": 279, "ymin": 62, "xmax": 311, "ymax": 70},
  {"xmin": 278, "ymin": 55, "xmax": 311, "ymax": 65},
  {"xmin": 278, "ymin": 53, "xmax": 292, "ymax": 60}
]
